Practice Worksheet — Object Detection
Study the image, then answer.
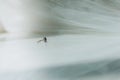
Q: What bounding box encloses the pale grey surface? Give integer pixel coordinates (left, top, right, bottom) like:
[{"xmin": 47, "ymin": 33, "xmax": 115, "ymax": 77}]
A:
[{"xmin": 1, "ymin": 35, "xmax": 120, "ymax": 80}]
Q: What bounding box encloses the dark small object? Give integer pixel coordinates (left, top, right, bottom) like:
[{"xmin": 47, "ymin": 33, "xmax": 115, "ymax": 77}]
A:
[
  {"xmin": 37, "ymin": 37, "xmax": 47, "ymax": 43},
  {"xmin": 43, "ymin": 37, "xmax": 47, "ymax": 43}
]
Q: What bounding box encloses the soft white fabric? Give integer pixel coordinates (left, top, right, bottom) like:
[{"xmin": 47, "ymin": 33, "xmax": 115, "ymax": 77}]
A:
[{"xmin": 0, "ymin": 0, "xmax": 120, "ymax": 80}]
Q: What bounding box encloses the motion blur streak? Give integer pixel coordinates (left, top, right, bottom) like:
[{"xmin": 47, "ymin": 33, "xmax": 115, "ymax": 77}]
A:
[{"xmin": 0, "ymin": 0, "xmax": 120, "ymax": 36}]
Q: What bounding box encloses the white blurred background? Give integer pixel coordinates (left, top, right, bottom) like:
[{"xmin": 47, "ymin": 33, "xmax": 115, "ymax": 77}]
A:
[{"xmin": 1, "ymin": 0, "xmax": 120, "ymax": 80}]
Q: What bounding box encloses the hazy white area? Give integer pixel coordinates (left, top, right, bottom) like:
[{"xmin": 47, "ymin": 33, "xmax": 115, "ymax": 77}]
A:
[{"xmin": 0, "ymin": 0, "xmax": 120, "ymax": 80}]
